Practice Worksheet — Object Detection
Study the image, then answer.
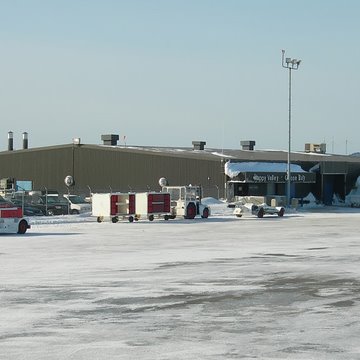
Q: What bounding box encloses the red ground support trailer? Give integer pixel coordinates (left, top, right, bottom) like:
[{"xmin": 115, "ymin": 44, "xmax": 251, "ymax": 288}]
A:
[
  {"xmin": 134, "ymin": 192, "xmax": 171, "ymax": 221},
  {"xmin": 92, "ymin": 193, "xmax": 136, "ymax": 223},
  {"xmin": 0, "ymin": 206, "xmax": 30, "ymax": 234}
]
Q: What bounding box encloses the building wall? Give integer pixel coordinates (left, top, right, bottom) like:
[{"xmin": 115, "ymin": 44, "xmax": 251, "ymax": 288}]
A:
[
  {"xmin": 0, "ymin": 145, "xmax": 225, "ymax": 198},
  {"xmin": 74, "ymin": 146, "xmax": 225, "ymax": 197},
  {"xmin": 2, "ymin": 144, "xmax": 360, "ymax": 202},
  {"xmin": 0, "ymin": 147, "xmax": 73, "ymax": 191}
]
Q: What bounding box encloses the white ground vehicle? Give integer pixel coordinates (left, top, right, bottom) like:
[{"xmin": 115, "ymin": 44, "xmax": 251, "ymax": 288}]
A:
[
  {"xmin": 0, "ymin": 206, "xmax": 30, "ymax": 234},
  {"xmin": 162, "ymin": 185, "xmax": 210, "ymax": 219},
  {"xmin": 63, "ymin": 194, "xmax": 92, "ymax": 214},
  {"xmin": 234, "ymin": 203, "xmax": 285, "ymax": 218},
  {"xmin": 92, "ymin": 192, "xmax": 171, "ymax": 222},
  {"xmin": 92, "ymin": 193, "xmax": 136, "ymax": 223},
  {"xmin": 134, "ymin": 192, "xmax": 171, "ymax": 221}
]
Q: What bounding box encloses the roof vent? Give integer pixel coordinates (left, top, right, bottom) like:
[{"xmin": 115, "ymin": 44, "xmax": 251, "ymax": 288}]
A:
[
  {"xmin": 192, "ymin": 141, "xmax": 206, "ymax": 150},
  {"xmin": 101, "ymin": 134, "xmax": 119, "ymax": 146},
  {"xmin": 240, "ymin": 140, "xmax": 256, "ymax": 151},
  {"xmin": 23, "ymin": 132, "xmax": 28, "ymax": 149},
  {"xmin": 305, "ymin": 143, "xmax": 326, "ymax": 154},
  {"xmin": 8, "ymin": 131, "xmax": 14, "ymax": 151}
]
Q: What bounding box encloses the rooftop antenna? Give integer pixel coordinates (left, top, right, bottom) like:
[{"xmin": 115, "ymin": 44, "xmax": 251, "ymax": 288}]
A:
[{"xmin": 345, "ymin": 138, "xmax": 348, "ymax": 155}]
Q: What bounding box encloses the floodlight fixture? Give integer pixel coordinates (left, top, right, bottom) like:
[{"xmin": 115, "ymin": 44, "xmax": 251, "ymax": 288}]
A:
[{"xmin": 282, "ymin": 50, "xmax": 302, "ymax": 70}]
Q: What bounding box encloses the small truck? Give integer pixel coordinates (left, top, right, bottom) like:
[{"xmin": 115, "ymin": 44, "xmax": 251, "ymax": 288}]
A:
[{"xmin": 162, "ymin": 185, "xmax": 210, "ymax": 219}]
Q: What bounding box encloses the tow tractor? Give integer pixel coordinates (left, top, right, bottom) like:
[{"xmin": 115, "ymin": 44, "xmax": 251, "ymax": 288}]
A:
[
  {"xmin": 0, "ymin": 205, "xmax": 30, "ymax": 234},
  {"xmin": 161, "ymin": 185, "xmax": 210, "ymax": 219}
]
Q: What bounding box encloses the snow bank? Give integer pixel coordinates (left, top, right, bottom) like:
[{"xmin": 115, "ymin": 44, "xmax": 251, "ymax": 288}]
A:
[
  {"xmin": 225, "ymin": 161, "xmax": 307, "ymax": 178},
  {"xmin": 345, "ymin": 176, "xmax": 360, "ymax": 206},
  {"xmin": 201, "ymin": 197, "xmax": 233, "ymax": 216}
]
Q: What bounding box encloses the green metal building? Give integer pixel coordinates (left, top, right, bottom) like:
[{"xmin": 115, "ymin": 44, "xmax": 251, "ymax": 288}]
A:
[{"xmin": 1, "ymin": 134, "xmax": 360, "ymax": 205}]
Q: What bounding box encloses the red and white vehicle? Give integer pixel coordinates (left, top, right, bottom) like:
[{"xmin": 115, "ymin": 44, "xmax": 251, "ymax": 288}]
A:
[
  {"xmin": 92, "ymin": 193, "xmax": 136, "ymax": 223},
  {"xmin": 0, "ymin": 205, "xmax": 30, "ymax": 234},
  {"xmin": 92, "ymin": 192, "xmax": 171, "ymax": 222},
  {"xmin": 134, "ymin": 192, "xmax": 171, "ymax": 221}
]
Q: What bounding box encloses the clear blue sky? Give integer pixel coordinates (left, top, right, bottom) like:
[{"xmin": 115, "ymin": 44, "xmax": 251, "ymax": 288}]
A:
[{"xmin": 1, "ymin": 0, "xmax": 359, "ymax": 154}]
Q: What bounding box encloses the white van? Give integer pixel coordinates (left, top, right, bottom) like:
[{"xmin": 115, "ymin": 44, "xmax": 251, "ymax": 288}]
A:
[{"xmin": 63, "ymin": 194, "xmax": 92, "ymax": 214}]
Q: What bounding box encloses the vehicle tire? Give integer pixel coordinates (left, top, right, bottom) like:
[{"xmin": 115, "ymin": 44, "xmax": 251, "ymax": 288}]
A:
[
  {"xmin": 236, "ymin": 214, "xmax": 243, "ymax": 218},
  {"xmin": 17, "ymin": 220, "xmax": 28, "ymax": 234},
  {"xmin": 97, "ymin": 216, "xmax": 103, "ymax": 223},
  {"xmin": 185, "ymin": 203, "xmax": 196, "ymax": 219},
  {"xmin": 164, "ymin": 215, "xmax": 169, "ymax": 220},
  {"xmin": 278, "ymin": 207, "xmax": 285, "ymax": 217},
  {"xmin": 111, "ymin": 216, "xmax": 119, "ymax": 223},
  {"xmin": 70, "ymin": 209, "xmax": 80, "ymax": 215},
  {"xmin": 128, "ymin": 216, "xmax": 134, "ymax": 222},
  {"xmin": 149, "ymin": 215, "xmax": 154, "ymax": 221},
  {"xmin": 201, "ymin": 207, "xmax": 209, "ymax": 219},
  {"xmin": 257, "ymin": 207, "xmax": 264, "ymax": 218},
  {"xmin": 47, "ymin": 209, "xmax": 55, "ymax": 216}
]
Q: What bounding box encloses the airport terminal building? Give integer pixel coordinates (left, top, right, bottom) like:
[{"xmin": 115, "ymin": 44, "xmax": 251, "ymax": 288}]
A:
[{"xmin": 1, "ymin": 133, "xmax": 360, "ymax": 205}]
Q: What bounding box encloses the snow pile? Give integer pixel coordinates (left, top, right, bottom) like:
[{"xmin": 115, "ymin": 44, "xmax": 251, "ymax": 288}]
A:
[
  {"xmin": 299, "ymin": 192, "xmax": 324, "ymax": 209},
  {"xmin": 333, "ymin": 194, "xmax": 345, "ymax": 206},
  {"xmin": 29, "ymin": 213, "xmax": 94, "ymax": 226},
  {"xmin": 201, "ymin": 197, "xmax": 224, "ymax": 205},
  {"xmin": 225, "ymin": 161, "xmax": 307, "ymax": 178},
  {"xmin": 201, "ymin": 197, "xmax": 233, "ymax": 216},
  {"xmin": 345, "ymin": 176, "xmax": 360, "ymax": 207}
]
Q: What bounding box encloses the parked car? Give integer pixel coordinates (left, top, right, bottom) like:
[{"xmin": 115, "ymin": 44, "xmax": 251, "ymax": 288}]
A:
[
  {"xmin": 10, "ymin": 199, "xmax": 45, "ymax": 216},
  {"xmin": 63, "ymin": 194, "xmax": 92, "ymax": 214},
  {"xmin": 31, "ymin": 195, "xmax": 69, "ymax": 216}
]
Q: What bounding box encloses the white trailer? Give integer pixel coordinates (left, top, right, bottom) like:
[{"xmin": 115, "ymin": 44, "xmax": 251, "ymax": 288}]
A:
[
  {"xmin": 233, "ymin": 203, "xmax": 285, "ymax": 218},
  {"xmin": 0, "ymin": 207, "xmax": 30, "ymax": 234},
  {"xmin": 92, "ymin": 193, "xmax": 136, "ymax": 223},
  {"xmin": 134, "ymin": 192, "xmax": 171, "ymax": 221}
]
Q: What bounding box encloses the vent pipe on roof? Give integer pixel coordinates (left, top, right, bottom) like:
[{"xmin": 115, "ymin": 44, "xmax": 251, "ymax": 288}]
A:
[
  {"xmin": 192, "ymin": 141, "xmax": 206, "ymax": 150},
  {"xmin": 240, "ymin": 140, "xmax": 256, "ymax": 151},
  {"xmin": 22, "ymin": 132, "xmax": 28, "ymax": 149},
  {"xmin": 8, "ymin": 131, "xmax": 13, "ymax": 151},
  {"xmin": 101, "ymin": 134, "xmax": 119, "ymax": 146}
]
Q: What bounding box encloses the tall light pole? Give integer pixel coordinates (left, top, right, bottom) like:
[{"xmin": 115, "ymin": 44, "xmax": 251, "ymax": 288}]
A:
[{"xmin": 282, "ymin": 50, "xmax": 301, "ymax": 206}]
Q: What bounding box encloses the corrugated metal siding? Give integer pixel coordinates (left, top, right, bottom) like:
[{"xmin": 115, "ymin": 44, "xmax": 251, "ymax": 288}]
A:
[
  {"xmin": 74, "ymin": 147, "xmax": 224, "ymax": 195},
  {"xmin": 2, "ymin": 144, "xmax": 360, "ymax": 199},
  {"xmin": 0, "ymin": 147, "xmax": 73, "ymax": 191},
  {"xmin": 0, "ymin": 145, "xmax": 224, "ymax": 196}
]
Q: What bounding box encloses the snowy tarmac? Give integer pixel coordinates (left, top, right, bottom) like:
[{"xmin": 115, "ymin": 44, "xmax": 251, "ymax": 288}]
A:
[{"xmin": 1, "ymin": 207, "xmax": 360, "ymax": 359}]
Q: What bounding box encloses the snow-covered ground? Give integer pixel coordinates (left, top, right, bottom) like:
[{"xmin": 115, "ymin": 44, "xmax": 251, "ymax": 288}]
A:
[{"xmin": 1, "ymin": 202, "xmax": 360, "ymax": 359}]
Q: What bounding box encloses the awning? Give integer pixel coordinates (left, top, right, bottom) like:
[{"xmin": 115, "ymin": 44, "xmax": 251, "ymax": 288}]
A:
[
  {"xmin": 225, "ymin": 161, "xmax": 316, "ymax": 183},
  {"xmin": 229, "ymin": 171, "xmax": 316, "ymax": 183}
]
